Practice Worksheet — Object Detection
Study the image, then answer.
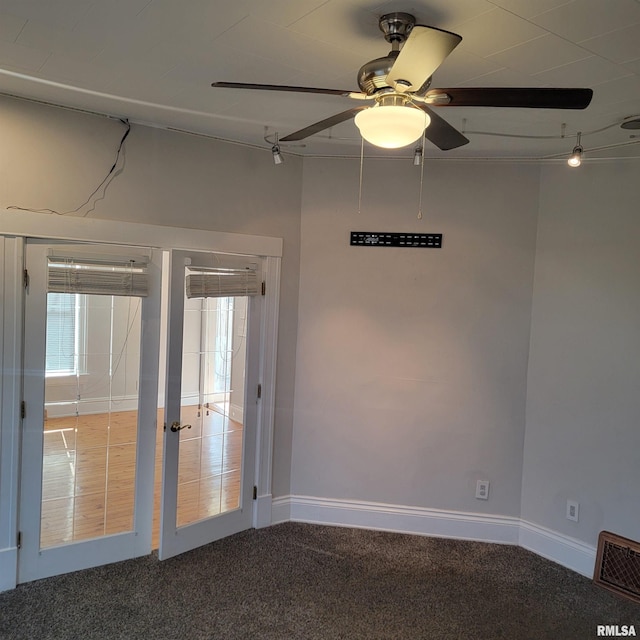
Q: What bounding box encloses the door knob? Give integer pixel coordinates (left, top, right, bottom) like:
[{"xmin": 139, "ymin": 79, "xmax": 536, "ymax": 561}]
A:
[{"xmin": 170, "ymin": 421, "xmax": 192, "ymax": 432}]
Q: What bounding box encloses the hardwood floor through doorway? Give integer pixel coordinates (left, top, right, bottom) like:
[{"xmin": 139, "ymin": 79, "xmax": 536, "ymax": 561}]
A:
[{"xmin": 41, "ymin": 405, "xmax": 243, "ymax": 550}]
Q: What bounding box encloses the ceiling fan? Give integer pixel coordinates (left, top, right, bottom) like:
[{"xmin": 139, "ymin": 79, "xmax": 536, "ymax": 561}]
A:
[{"xmin": 212, "ymin": 12, "xmax": 593, "ymax": 151}]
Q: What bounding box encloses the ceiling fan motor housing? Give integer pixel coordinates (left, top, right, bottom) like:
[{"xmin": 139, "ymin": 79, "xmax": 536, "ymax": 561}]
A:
[{"xmin": 357, "ymin": 52, "xmax": 399, "ymax": 94}]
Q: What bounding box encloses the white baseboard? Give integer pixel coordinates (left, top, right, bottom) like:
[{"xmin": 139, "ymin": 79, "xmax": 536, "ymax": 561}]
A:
[
  {"xmin": 270, "ymin": 495, "xmax": 597, "ymax": 577},
  {"xmin": 274, "ymin": 495, "xmax": 520, "ymax": 545},
  {"xmin": 0, "ymin": 547, "xmax": 17, "ymax": 592},
  {"xmin": 46, "ymin": 395, "xmax": 139, "ymax": 419},
  {"xmin": 253, "ymin": 494, "xmax": 273, "ymax": 529},
  {"xmin": 272, "ymin": 495, "xmax": 291, "ymax": 525},
  {"xmin": 519, "ymin": 520, "xmax": 596, "ymax": 578},
  {"xmin": 229, "ymin": 403, "xmax": 244, "ymax": 424},
  {"xmin": 45, "ymin": 396, "xmax": 208, "ymax": 419}
]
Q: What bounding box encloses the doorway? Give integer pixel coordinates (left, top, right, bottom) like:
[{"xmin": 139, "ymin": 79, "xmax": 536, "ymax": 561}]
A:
[{"xmin": 18, "ymin": 242, "xmax": 262, "ymax": 582}]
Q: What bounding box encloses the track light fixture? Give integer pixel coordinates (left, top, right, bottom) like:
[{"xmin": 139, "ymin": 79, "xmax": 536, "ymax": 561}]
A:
[
  {"xmin": 272, "ymin": 133, "xmax": 284, "ymax": 165},
  {"xmin": 567, "ymin": 131, "xmax": 583, "ymax": 167},
  {"xmin": 413, "ymin": 146, "xmax": 423, "ymax": 166}
]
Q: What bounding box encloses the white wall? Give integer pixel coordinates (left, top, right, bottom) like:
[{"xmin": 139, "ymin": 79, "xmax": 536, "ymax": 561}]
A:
[
  {"xmin": 0, "ymin": 94, "xmax": 302, "ymax": 498},
  {"xmin": 292, "ymin": 157, "xmax": 540, "ymax": 516},
  {"xmin": 522, "ymin": 159, "xmax": 640, "ymax": 546}
]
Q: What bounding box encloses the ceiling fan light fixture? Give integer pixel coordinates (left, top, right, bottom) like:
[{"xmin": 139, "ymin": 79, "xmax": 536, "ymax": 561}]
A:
[
  {"xmin": 355, "ymin": 104, "xmax": 429, "ymax": 149},
  {"xmin": 212, "ymin": 14, "xmax": 593, "ymax": 153}
]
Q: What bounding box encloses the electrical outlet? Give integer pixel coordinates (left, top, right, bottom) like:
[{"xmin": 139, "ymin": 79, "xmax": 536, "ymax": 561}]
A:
[
  {"xmin": 475, "ymin": 480, "xmax": 490, "ymax": 500},
  {"xmin": 566, "ymin": 500, "xmax": 579, "ymax": 522}
]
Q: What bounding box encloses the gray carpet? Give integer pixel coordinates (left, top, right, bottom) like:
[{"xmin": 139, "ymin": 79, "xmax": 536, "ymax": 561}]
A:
[{"xmin": 1, "ymin": 522, "xmax": 638, "ymax": 639}]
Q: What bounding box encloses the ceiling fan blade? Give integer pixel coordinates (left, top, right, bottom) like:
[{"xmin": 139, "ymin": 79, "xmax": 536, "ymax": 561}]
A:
[
  {"xmin": 424, "ymin": 87, "xmax": 593, "ymax": 109},
  {"xmin": 212, "ymin": 81, "xmax": 367, "ymax": 99},
  {"xmin": 386, "ymin": 25, "xmax": 462, "ymax": 93},
  {"xmin": 280, "ymin": 107, "xmax": 368, "ymax": 142},
  {"xmin": 416, "ymin": 104, "xmax": 469, "ymax": 150}
]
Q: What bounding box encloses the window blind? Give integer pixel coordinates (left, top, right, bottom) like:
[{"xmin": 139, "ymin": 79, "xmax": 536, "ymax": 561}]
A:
[
  {"xmin": 186, "ymin": 268, "xmax": 259, "ymax": 299},
  {"xmin": 45, "ymin": 293, "xmax": 77, "ymax": 374},
  {"xmin": 47, "ymin": 257, "xmax": 149, "ymax": 297}
]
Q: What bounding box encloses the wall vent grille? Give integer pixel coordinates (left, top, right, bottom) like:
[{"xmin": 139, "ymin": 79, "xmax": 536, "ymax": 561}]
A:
[{"xmin": 594, "ymin": 531, "xmax": 640, "ymax": 604}]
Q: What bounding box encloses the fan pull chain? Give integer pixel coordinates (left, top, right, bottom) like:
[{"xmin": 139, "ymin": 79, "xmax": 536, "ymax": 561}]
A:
[
  {"xmin": 358, "ymin": 136, "xmax": 364, "ymax": 214},
  {"xmin": 417, "ymin": 128, "xmax": 427, "ymax": 220}
]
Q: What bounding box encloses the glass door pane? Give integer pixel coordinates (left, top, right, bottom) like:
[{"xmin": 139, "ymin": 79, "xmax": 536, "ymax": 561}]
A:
[
  {"xmin": 176, "ymin": 296, "xmax": 247, "ymax": 527},
  {"xmin": 41, "ymin": 293, "xmax": 142, "ymax": 547}
]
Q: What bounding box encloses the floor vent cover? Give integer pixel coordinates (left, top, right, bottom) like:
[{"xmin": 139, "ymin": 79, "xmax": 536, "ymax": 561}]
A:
[{"xmin": 594, "ymin": 531, "xmax": 640, "ymax": 604}]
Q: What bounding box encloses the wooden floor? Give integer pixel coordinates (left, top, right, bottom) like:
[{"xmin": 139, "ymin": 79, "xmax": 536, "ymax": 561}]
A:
[{"xmin": 41, "ymin": 405, "xmax": 243, "ymax": 550}]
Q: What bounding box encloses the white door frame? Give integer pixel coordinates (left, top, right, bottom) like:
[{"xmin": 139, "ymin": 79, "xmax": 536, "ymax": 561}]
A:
[
  {"xmin": 0, "ymin": 209, "xmax": 281, "ymax": 590},
  {"xmin": 0, "ymin": 236, "xmax": 24, "ymax": 592}
]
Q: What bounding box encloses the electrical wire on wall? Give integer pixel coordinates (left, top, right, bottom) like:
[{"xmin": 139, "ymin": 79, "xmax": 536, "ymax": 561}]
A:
[{"xmin": 7, "ymin": 118, "xmax": 131, "ymax": 217}]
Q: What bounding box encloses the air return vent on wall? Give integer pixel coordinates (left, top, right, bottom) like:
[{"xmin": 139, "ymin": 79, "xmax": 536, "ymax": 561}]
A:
[{"xmin": 593, "ymin": 531, "xmax": 640, "ymax": 604}]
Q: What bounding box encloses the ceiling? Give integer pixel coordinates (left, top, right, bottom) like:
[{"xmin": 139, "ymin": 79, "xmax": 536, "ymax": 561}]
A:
[{"xmin": 0, "ymin": 0, "xmax": 639, "ymax": 160}]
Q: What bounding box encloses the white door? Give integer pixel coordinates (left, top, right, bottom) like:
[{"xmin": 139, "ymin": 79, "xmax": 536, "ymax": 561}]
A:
[
  {"xmin": 18, "ymin": 241, "xmax": 161, "ymax": 583},
  {"xmin": 158, "ymin": 249, "xmax": 260, "ymax": 560}
]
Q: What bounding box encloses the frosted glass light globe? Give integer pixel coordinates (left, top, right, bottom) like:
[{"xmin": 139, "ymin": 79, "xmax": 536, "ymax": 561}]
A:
[{"xmin": 355, "ymin": 105, "xmax": 429, "ymax": 149}]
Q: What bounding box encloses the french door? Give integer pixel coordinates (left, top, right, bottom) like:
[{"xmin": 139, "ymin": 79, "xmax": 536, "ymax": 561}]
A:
[
  {"xmin": 158, "ymin": 249, "xmax": 260, "ymax": 560},
  {"xmin": 18, "ymin": 242, "xmax": 261, "ymax": 581},
  {"xmin": 18, "ymin": 241, "xmax": 161, "ymax": 583}
]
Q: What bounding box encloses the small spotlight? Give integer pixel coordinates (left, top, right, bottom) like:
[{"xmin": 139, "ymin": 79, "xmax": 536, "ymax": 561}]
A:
[
  {"xmin": 272, "ymin": 145, "xmax": 284, "ymax": 164},
  {"xmin": 272, "ymin": 133, "xmax": 284, "ymax": 165},
  {"xmin": 567, "ymin": 132, "xmax": 582, "ymax": 168},
  {"xmin": 567, "ymin": 147, "xmax": 582, "ymax": 167},
  {"xmin": 413, "ymin": 146, "xmax": 423, "ymax": 166}
]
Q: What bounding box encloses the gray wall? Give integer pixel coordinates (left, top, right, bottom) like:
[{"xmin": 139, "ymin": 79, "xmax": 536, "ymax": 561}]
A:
[
  {"xmin": 522, "ymin": 160, "xmax": 640, "ymax": 545},
  {"xmin": 291, "ymin": 157, "xmax": 540, "ymax": 516},
  {"xmin": 0, "ymin": 94, "xmax": 302, "ymax": 498}
]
